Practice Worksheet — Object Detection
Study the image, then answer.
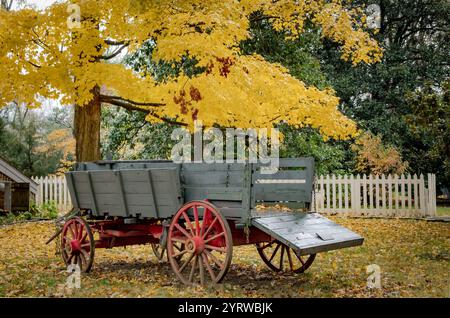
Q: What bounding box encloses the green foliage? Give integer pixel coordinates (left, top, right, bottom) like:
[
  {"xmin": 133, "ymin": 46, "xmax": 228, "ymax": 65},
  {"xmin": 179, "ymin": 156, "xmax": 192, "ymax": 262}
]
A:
[
  {"xmin": 318, "ymin": 0, "xmax": 450, "ymax": 188},
  {"xmin": 101, "ymin": 106, "xmax": 177, "ymax": 160},
  {"xmin": 0, "ymin": 201, "xmax": 58, "ymax": 225},
  {"xmin": 405, "ymin": 80, "xmax": 450, "ymax": 188},
  {"xmin": 279, "ymin": 125, "xmax": 350, "ymax": 175},
  {"xmin": 30, "ymin": 201, "xmax": 59, "ymax": 220},
  {"xmin": 0, "ymin": 104, "xmax": 72, "ymax": 177},
  {"xmin": 124, "ymin": 40, "xmax": 206, "ymax": 82},
  {"xmin": 241, "ymin": 14, "xmax": 330, "ymax": 90}
]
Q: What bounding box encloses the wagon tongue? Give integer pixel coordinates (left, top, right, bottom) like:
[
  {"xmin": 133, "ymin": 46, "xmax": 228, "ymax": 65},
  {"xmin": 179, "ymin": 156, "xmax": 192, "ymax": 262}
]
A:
[{"xmin": 251, "ymin": 212, "xmax": 364, "ymax": 256}]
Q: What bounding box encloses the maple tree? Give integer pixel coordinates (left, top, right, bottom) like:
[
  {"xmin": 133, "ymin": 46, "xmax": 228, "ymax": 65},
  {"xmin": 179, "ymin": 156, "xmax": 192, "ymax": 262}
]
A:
[{"xmin": 0, "ymin": 0, "xmax": 382, "ymax": 161}]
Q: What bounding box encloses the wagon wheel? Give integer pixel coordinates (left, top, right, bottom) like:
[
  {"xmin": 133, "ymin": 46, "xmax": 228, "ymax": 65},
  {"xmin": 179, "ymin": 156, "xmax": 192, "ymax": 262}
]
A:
[
  {"xmin": 60, "ymin": 217, "xmax": 95, "ymax": 273},
  {"xmin": 151, "ymin": 243, "xmax": 185, "ymax": 262},
  {"xmin": 256, "ymin": 240, "xmax": 315, "ymax": 273},
  {"xmin": 167, "ymin": 200, "xmax": 233, "ymax": 285}
]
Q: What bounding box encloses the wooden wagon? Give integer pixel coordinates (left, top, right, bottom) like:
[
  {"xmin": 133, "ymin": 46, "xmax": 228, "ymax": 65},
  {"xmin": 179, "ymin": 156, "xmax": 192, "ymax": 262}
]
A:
[{"xmin": 53, "ymin": 158, "xmax": 363, "ymax": 285}]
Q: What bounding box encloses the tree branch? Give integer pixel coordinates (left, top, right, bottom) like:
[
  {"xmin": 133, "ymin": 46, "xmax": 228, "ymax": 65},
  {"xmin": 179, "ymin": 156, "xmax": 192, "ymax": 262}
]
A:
[
  {"xmin": 100, "ymin": 44, "xmax": 129, "ymax": 60},
  {"xmin": 104, "ymin": 39, "xmax": 128, "ymax": 46},
  {"xmin": 100, "ymin": 95, "xmax": 186, "ymax": 126}
]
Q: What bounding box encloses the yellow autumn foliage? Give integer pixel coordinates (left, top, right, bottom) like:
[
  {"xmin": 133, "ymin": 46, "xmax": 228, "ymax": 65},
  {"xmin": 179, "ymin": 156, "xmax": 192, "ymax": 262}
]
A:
[{"xmin": 0, "ymin": 0, "xmax": 383, "ymax": 139}]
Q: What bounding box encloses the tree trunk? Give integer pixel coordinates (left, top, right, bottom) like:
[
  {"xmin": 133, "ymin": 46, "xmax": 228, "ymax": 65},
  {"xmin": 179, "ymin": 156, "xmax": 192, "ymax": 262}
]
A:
[{"xmin": 74, "ymin": 85, "xmax": 101, "ymax": 162}]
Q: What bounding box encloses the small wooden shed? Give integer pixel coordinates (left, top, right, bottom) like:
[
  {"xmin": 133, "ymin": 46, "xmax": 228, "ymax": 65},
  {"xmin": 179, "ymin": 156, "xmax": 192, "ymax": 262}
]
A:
[{"xmin": 0, "ymin": 156, "xmax": 38, "ymax": 213}]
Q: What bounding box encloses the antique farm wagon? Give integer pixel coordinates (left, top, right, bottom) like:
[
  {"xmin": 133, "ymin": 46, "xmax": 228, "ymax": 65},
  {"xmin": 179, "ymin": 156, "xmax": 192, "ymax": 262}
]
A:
[{"xmin": 51, "ymin": 158, "xmax": 363, "ymax": 285}]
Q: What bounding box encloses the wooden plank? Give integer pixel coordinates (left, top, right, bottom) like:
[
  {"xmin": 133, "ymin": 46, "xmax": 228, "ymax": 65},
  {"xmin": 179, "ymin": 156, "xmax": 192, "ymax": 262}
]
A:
[
  {"xmin": 65, "ymin": 173, "xmax": 79, "ymax": 209},
  {"xmin": 344, "ymin": 175, "xmax": 349, "ymax": 212},
  {"xmin": 387, "ymin": 174, "xmax": 392, "ymax": 215},
  {"xmin": 338, "ymin": 175, "xmax": 342, "ymax": 212},
  {"xmin": 116, "ymin": 171, "xmax": 129, "ymax": 217},
  {"xmin": 369, "ymin": 175, "xmax": 373, "ymax": 216},
  {"xmin": 362, "ymin": 174, "xmax": 367, "ymax": 210},
  {"xmin": 407, "ymin": 174, "xmax": 412, "ymax": 214},
  {"xmin": 4, "ymin": 182, "xmax": 12, "ymax": 212},
  {"xmin": 400, "ymin": 174, "xmax": 406, "ymax": 217},
  {"xmin": 86, "ymin": 172, "xmax": 98, "ymax": 215},
  {"xmin": 252, "ymin": 212, "xmax": 364, "ymax": 256},
  {"xmin": 326, "ymin": 175, "xmax": 330, "ymax": 212},
  {"xmin": 329, "ymin": 174, "xmax": 334, "ymax": 212},
  {"xmin": 381, "ymin": 174, "xmax": 386, "ymax": 214}
]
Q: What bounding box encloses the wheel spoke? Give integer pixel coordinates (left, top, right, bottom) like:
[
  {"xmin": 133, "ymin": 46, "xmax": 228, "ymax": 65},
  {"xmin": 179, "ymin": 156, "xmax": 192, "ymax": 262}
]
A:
[
  {"xmin": 205, "ymin": 244, "xmax": 226, "ymax": 253},
  {"xmin": 77, "ymin": 225, "xmax": 84, "ymax": 240},
  {"xmin": 268, "ymin": 243, "xmax": 280, "ymax": 263},
  {"xmin": 67, "ymin": 253, "xmax": 74, "ymax": 263},
  {"xmin": 200, "ymin": 208, "xmax": 209, "ymax": 237},
  {"xmin": 73, "ymin": 223, "xmax": 79, "ymax": 239},
  {"xmin": 199, "ymin": 254, "xmax": 205, "ymax": 285},
  {"xmin": 279, "ymin": 245, "xmax": 285, "ymax": 270},
  {"xmin": 182, "ymin": 211, "xmax": 195, "ymax": 236},
  {"xmin": 68, "ymin": 224, "xmax": 76, "ymax": 238},
  {"xmin": 172, "ymin": 249, "xmax": 188, "ymax": 259},
  {"xmin": 204, "ymin": 249, "xmax": 224, "ymax": 269},
  {"xmin": 193, "ymin": 206, "xmax": 200, "ymax": 236},
  {"xmin": 179, "ymin": 252, "xmax": 195, "ymax": 273},
  {"xmin": 287, "ymin": 248, "xmax": 294, "ymax": 271},
  {"xmin": 174, "ymin": 223, "xmax": 192, "ymax": 240},
  {"xmin": 171, "ymin": 237, "xmax": 187, "ymax": 244},
  {"xmin": 202, "ymin": 216, "xmax": 218, "ymax": 239},
  {"xmin": 202, "ymin": 253, "xmax": 216, "ymax": 281},
  {"xmin": 81, "ymin": 231, "xmax": 88, "ymax": 243},
  {"xmin": 295, "ymin": 252, "xmax": 306, "ymax": 266},
  {"xmin": 189, "ymin": 255, "xmax": 198, "ymax": 282},
  {"xmin": 204, "ymin": 231, "xmax": 225, "ymax": 244}
]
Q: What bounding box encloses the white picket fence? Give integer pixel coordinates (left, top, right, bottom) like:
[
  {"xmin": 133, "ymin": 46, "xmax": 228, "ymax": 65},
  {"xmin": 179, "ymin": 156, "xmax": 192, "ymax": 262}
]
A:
[
  {"xmin": 314, "ymin": 173, "xmax": 437, "ymax": 218},
  {"xmin": 32, "ymin": 176, "xmax": 72, "ymax": 213},
  {"xmin": 32, "ymin": 173, "xmax": 438, "ymax": 218}
]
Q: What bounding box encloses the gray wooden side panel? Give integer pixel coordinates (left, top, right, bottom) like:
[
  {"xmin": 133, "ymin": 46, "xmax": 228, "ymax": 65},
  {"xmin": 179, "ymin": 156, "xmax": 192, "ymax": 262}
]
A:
[
  {"xmin": 68, "ymin": 168, "xmax": 182, "ymax": 218},
  {"xmin": 254, "ymin": 185, "xmax": 308, "ymax": 202},
  {"xmin": 252, "ymin": 212, "xmax": 364, "ymax": 256}
]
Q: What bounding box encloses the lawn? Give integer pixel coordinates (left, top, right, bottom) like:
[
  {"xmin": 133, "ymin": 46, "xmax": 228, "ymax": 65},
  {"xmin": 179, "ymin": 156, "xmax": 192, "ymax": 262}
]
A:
[
  {"xmin": 437, "ymin": 206, "xmax": 450, "ymax": 217},
  {"xmin": 0, "ymin": 217, "xmax": 448, "ymax": 298}
]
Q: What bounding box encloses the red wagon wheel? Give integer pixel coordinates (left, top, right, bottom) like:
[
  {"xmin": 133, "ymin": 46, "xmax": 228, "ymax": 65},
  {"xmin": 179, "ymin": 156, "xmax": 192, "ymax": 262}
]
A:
[
  {"xmin": 256, "ymin": 240, "xmax": 315, "ymax": 273},
  {"xmin": 60, "ymin": 217, "xmax": 95, "ymax": 273},
  {"xmin": 167, "ymin": 201, "xmax": 233, "ymax": 285}
]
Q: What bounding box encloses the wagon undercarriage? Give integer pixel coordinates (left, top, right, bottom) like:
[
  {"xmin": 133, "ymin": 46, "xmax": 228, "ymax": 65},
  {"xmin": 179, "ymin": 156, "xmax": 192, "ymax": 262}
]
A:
[{"xmin": 54, "ymin": 158, "xmax": 364, "ymax": 285}]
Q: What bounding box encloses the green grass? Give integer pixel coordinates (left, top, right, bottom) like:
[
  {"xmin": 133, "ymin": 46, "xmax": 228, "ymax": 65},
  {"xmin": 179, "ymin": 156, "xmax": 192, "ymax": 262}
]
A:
[{"xmin": 437, "ymin": 206, "xmax": 450, "ymax": 216}]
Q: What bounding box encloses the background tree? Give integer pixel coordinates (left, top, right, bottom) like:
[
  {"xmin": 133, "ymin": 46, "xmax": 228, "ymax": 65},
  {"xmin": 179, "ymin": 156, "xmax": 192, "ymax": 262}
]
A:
[
  {"xmin": 0, "ymin": 0, "xmax": 382, "ymax": 161},
  {"xmin": 318, "ymin": 0, "xmax": 449, "ymax": 188},
  {"xmin": 0, "ymin": 104, "xmax": 73, "ymax": 176}
]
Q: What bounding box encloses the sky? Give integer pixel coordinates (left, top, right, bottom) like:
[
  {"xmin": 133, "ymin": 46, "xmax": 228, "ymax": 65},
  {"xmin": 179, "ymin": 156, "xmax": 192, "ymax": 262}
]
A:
[{"xmin": 12, "ymin": 0, "xmax": 57, "ymax": 10}]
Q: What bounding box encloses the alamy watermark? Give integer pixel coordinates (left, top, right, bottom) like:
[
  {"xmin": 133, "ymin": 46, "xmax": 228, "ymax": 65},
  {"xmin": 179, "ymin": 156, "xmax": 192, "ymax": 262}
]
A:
[
  {"xmin": 366, "ymin": 264, "xmax": 381, "ymax": 289},
  {"xmin": 366, "ymin": 4, "xmax": 381, "ymax": 30},
  {"xmin": 171, "ymin": 120, "xmax": 280, "ymax": 172},
  {"xmin": 67, "ymin": 4, "xmax": 81, "ymax": 29},
  {"xmin": 66, "ymin": 264, "xmax": 81, "ymax": 289}
]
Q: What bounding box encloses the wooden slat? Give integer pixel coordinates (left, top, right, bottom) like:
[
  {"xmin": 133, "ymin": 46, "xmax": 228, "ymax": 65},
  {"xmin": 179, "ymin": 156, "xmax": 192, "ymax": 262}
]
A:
[{"xmin": 252, "ymin": 212, "xmax": 364, "ymax": 256}]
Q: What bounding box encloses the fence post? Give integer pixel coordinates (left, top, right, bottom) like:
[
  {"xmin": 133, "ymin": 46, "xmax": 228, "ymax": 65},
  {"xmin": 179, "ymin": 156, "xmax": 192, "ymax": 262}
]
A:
[{"xmin": 427, "ymin": 173, "xmax": 437, "ymax": 217}]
